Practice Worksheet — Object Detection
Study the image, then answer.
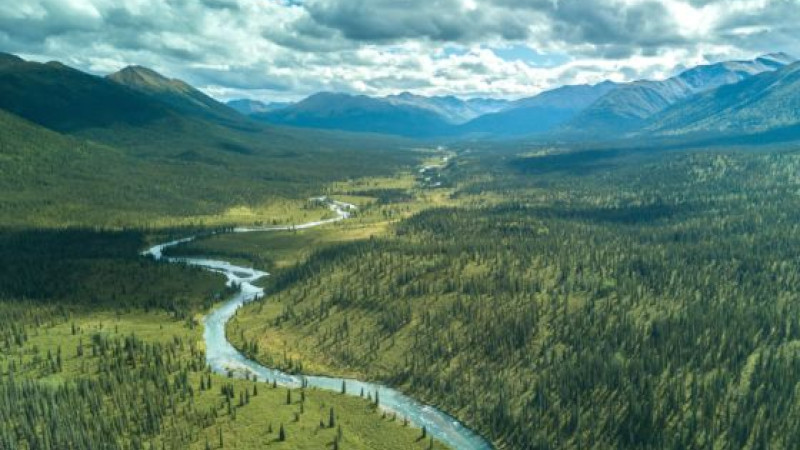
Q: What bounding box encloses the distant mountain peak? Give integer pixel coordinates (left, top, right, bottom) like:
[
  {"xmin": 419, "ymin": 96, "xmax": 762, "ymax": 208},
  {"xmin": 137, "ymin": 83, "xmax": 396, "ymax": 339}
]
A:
[
  {"xmin": 0, "ymin": 52, "xmax": 23, "ymax": 65},
  {"xmin": 457, "ymin": 81, "xmax": 619, "ymax": 136},
  {"xmin": 561, "ymin": 54, "xmax": 794, "ymax": 135},
  {"xmin": 309, "ymin": 91, "xmax": 349, "ymax": 98},
  {"xmin": 383, "ymin": 91, "xmax": 510, "ymax": 124},
  {"xmin": 252, "ymin": 90, "xmax": 457, "ymax": 137},
  {"xmin": 107, "ymin": 65, "xmax": 244, "ymax": 123},
  {"xmin": 644, "ymin": 59, "xmax": 800, "ymax": 139},
  {"xmin": 108, "ymin": 65, "xmax": 193, "ymax": 94},
  {"xmin": 115, "ymin": 65, "xmax": 168, "ymax": 79},
  {"xmin": 0, "ymin": 54, "xmax": 171, "ymax": 133},
  {"xmin": 226, "ymin": 98, "xmax": 291, "ymax": 115},
  {"xmin": 757, "ymin": 52, "xmax": 795, "ymax": 65}
]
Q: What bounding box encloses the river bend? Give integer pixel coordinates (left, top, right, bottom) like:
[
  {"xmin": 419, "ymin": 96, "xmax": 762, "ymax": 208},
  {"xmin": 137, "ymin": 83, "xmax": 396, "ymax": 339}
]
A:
[{"xmin": 143, "ymin": 198, "xmax": 492, "ymax": 450}]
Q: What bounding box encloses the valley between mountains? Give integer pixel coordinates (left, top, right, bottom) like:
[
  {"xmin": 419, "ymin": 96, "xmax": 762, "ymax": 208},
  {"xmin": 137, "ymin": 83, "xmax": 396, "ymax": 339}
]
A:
[{"xmin": 3, "ymin": 47, "xmax": 800, "ymax": 450}]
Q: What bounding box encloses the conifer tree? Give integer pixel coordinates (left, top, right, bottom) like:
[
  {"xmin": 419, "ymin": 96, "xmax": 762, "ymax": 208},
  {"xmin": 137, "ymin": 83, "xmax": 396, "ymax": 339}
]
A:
[{"xmin": 279, "ymin": 424, "xmax": 286, "ymax": 442}]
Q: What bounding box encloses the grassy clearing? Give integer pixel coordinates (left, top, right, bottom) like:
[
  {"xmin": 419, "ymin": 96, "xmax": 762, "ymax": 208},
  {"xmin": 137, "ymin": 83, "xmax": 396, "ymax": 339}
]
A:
[
  {"xmin": 1, "ymin": 306, "xmax": 445, "ymax": 449},
  {"xmin": 166, "ymin": 161, "xmax": 460, "ymax": 272}
]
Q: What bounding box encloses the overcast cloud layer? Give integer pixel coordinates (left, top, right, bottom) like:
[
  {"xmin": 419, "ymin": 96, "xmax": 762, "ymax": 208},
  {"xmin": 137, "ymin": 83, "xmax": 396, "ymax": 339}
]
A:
[{"xmin": 1, "ymin": 0, "xmax": 798, "ymax": 101}]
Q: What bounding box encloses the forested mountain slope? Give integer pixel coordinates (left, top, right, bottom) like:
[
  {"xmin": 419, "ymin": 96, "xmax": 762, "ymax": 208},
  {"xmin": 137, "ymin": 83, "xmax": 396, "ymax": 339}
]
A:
[
  {"xmin": 560, "ymin": 53, "xmax": 793, "ymax": 136},
  {"xmin": 0, "ymin": 53, "xmax": 419, "ymax": 227},
  {"xmin": 0, "ymin": 109, "xmax": 151, "ymax": 226},
  {"xmin": 108, "ymin": 65, "xmax": 245, "ymax": 125},
  {"xmin": 645, "ymin": 62, "xmax": 800, "ymax": 139},
  {"xmin": 0, "ymin": 52, "xmax": 171, "ymax": 133}
]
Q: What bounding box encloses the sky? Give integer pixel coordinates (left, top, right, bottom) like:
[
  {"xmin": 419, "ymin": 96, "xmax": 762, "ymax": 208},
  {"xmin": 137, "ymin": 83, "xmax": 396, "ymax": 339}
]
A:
[{"xmin": 1, "ymin": 0, "xmax": 798, "ymax": 102}]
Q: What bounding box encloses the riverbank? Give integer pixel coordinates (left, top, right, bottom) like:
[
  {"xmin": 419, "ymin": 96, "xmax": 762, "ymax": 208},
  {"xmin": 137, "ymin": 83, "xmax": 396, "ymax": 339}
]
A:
[{"xmin": 145, "ymin": 197, "xmax": 493, "ymax": 450}]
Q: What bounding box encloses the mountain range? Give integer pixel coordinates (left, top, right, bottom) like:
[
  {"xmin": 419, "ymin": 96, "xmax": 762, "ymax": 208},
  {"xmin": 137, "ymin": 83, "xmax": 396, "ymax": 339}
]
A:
[
  {"xmin": 248, "ymin": 92, "xmax": 455, "ymax": 137},
  {"xmin": 383, "ymin": 92, "xmax": 509, "ymax": 124},
  {"xmin": 227, "ymin": 52, "xmax": 798, "ymax": 141},
  {"xmin": 457, "ymin": 81, "xmax": 619, "ymax": 136},
  {"xmin": 645, "ymin": 60, "xmax": 800, "ymax": 138},
  {"xmin": 2, "ymin": 50, "xmax": 800, "ymax": 149},
  {"xmin": 561, "ymin": 52, "xmax": 795, "ymax": 137}
]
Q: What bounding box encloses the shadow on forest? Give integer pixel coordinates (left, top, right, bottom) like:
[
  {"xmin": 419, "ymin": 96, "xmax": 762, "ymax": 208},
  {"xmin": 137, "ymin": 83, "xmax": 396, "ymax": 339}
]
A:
[
  {"xmin": 498, "ymin": 202, "xmax": 685, "ymax": 225},
  {"xmin": 509, "ymin": 148, "xmax": 632, "ymax": 175},
  {"xmin": 0, "ymin": 228, "xmax": 220, "ymax": 315},
  {"xmin": 0, "ymin": 229, "xmax": 143, "ymax": 301},
  {"xmin": 509, "ymin": 148, "xmax": 659, "ymax": 175}
]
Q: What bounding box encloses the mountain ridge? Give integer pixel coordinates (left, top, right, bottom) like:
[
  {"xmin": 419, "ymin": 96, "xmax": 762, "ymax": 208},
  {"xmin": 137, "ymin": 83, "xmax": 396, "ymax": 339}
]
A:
[
  {"xmin": 108, "ymin": 65, "xmax": 246, "ymax": 124},
  {"xmin": 384, "ymin": 92, "xmax": 510, "ymax": 124},
  {"xmin": 560, "ymin": 53, "xmax": 796, "ymax": 136},
  {"xmin": 4, "ymin": 51, "xmax": 800, "ymax": 143},
  {"xmin": 643, "ymin": 61, "xmax": 800, "ymax": 139},
  {"xmin": 251, "ymin": 91, "xmax": 455, "ymax": 137},
  {"xmin": 227, "ymin": 99, "xmax": 292, "ymax": 115},
  {"xmin": 457, "ymin": 81, "xmax": 619, "ymax": 136},
  {"xmin": 0, "ymin": 54, "xmax": 173, "ymax": 133}
]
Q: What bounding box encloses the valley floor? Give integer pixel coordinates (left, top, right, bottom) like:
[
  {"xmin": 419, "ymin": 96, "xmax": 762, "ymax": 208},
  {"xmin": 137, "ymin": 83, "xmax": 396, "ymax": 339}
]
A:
[
  {"xmin": 0, "ymin": 165, "xmax": 452, "ymax": 449},
  {"xmin": 6, "ymin": 141, "xmax": 800, "ymax": 450},
  {"xmin": 174, "ymin": 143, "xmax": 800, "ymax": 449}
]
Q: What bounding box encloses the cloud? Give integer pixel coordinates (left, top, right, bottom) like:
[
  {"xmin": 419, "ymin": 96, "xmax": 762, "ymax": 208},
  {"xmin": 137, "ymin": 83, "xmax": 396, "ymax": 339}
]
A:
[
  {"xmin": 301, "ymin": 0, "xmax": 689, "ymax": 58},
  {"xmin": 303, "ymin": 0, "xmax": 534, "ymax": 42},
  {"xmin": 0, "ymin": 0, "xmax": 798, "ymax": 102}
]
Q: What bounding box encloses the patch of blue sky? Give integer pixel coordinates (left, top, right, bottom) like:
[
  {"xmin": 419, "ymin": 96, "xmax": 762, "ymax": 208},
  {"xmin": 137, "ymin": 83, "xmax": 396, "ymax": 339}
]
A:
[
  {"xmin": 491, "ymin": 44, "xmax": 570, "ymax": 67},
  {"xmin": 438, "ymin": 45, "xmax": 471, "ymax": 58}
]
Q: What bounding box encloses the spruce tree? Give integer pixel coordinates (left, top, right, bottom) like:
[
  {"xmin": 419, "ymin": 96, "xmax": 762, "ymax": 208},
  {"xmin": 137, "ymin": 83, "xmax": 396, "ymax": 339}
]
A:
[{"xmin": 279, "ymin": 424, "xmax": 286, "ymax": 442}]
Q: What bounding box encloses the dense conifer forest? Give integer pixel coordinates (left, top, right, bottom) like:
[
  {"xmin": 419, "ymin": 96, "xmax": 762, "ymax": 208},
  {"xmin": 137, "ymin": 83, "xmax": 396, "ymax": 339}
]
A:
[
  {"xmin": 225, "ymin": 144, "xmax": 800, "ymax": 449},
  {"xmin": 4, "ymin": 16, "xmax": 800, "ymax": 447},
  {"xmin": 0, "ymin": 229, "xmax": 448, "ymax": 449}
]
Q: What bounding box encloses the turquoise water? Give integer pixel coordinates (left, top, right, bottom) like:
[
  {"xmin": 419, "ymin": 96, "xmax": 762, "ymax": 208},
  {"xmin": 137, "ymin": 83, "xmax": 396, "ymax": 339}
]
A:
[{"xmin": 143, "ymin": 199, "xmax": 493, "ymax": 450}]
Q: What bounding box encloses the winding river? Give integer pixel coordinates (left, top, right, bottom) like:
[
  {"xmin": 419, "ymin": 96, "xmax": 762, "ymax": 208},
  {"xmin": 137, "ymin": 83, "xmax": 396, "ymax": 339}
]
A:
[{"xmin": 143, "ymin": 198, "xmax": 492, "ymax": 450}]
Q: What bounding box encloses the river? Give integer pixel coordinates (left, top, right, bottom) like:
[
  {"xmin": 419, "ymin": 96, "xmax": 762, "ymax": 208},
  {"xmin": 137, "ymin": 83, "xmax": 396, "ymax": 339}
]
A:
[{"xmin": 143, "ymin": 197, "xmax": 493, "ymax": 450}]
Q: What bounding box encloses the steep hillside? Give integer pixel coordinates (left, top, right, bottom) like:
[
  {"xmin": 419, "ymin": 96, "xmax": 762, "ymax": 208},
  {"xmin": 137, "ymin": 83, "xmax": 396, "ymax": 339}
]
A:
[
  {"xmin": 562, "ymin": 53, "xmax": 794, "ymax": 136},
  {"xmin": 645, "ymin": 62, "xmax": 800, "ymax": 139},
  {"xmin": 0, "ymin": 54, "xmax": 269, "ymax": 157},
  {"xmin": 0, "ymin": 52, "xmax": 171, "ymax": 133},
  {"xmin": 108, "ymin": 65, "xmax": 245, "ymax": 124},
  {"xmin": 0, "ymin": 109, "xmax": 212, "ymax": 226}
]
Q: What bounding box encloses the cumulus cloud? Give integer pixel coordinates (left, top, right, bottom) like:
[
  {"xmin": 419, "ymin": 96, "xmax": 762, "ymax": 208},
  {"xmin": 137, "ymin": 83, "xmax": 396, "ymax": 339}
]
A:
[
  {"xmin": 0, "ymin": 0, "xmax": 797, "ymax": 101},
  {"xmin": 303, "ymin": 0, "xmax": 535, "ymax": 42}
]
